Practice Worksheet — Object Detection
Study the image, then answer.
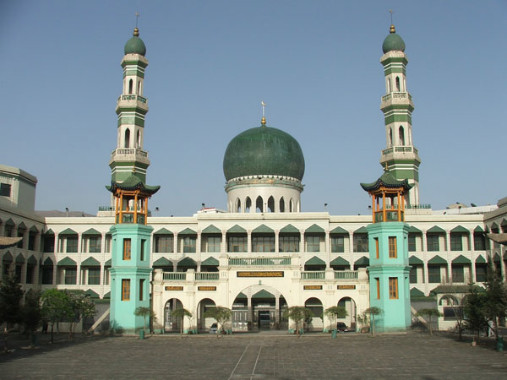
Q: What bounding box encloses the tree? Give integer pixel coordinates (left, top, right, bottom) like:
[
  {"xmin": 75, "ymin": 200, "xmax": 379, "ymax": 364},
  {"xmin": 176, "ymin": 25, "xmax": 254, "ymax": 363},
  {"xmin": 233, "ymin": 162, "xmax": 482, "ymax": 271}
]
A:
[
  {"xmin": 482, "ymin": 263, "xmax": 507, "ymax": 341},
  {"xmin": 0, "ymin": 275, "xmax": 24, "ymax": 352},
  {"xmin": 171, "ymin": 308, "xmax": 192, "ymax": 335},
  {"xmin": 134, "ymin": 306, "xmax": 156, "ymax": 334},
  {"xmin": 463, "ymin": 285, "xmax": 488, "ymax": 344},
  {"xmin": 357, "ymin": 311, "xmax": 370, "ymax": 333},
  {"xmin": 324, "ymin": 306, "xmax": 348, "ymax": 332},
  {"xmin": 21, "ymin": 289, "xmax": 42, "ymax": 347},
  {"xmin": 67, "ymin": 292, "xmax": 96, "ymax": 338},
  {"xmin": 416, "ymin": 308, "xmax": 442, "ymax": 336},
  {"xmin": 203, "ymin": 306, "xmax": 232, "ymax": 337},
  {"xmin": 41, "ymin": 289, "xmax": 73, "ymax": 343},
  {"xmin": 450, "ymin": 302, "xmax": 465, "ymax": 341},
  {"xmin": 283, "ymin": 306, "xmax": 313, "ymax": 336},
  {"xmin": 364, "ymin": 307, "xmax": 382, "ymax": 336}
]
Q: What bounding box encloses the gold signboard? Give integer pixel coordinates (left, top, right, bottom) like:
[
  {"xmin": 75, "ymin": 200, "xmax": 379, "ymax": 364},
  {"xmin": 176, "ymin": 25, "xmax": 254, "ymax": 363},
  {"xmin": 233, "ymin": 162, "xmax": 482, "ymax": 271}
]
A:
[
  {"xmin": 165, "ymin": 286, "xmax": 184, "ymax": 291},
  {"xmin": 304, "ymin": 285, "xmax": 322, "ymax": 290},
  {"xmin": 237, "ymin": 271, "xmax": 284, "ymax": 278},
  {"xmin": 337, "ymin": 285, "xmax": 356, "ymax": 290},
  {"xmin": 198, "ymin": 286, "xmax": 217, "ymax": 291}
]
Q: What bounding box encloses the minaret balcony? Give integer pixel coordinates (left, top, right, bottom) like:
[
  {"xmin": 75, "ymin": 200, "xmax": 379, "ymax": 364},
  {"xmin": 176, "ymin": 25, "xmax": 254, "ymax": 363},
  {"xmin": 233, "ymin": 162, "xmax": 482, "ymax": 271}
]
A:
[
  {"xmin": 381, "ymin": 146, "xmax": 420, "ymax": 163},
  {"xmin": 380, "ymin": 92, "xmax": 414, "ymax": 110},
  {"xmin": 116, "ymin": 94, "xmax": 149, "ymax": 112},
  {"xmin": 110, "ymin": 148, "xmax": 150, "ymax": 165}
]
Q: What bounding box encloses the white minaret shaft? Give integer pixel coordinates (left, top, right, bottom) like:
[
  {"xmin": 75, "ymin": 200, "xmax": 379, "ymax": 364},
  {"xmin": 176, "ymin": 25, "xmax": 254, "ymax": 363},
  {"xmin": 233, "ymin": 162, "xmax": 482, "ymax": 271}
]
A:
[{"xmin": 379, "ymin": 24, "xmax": 421, "ymax": 206}]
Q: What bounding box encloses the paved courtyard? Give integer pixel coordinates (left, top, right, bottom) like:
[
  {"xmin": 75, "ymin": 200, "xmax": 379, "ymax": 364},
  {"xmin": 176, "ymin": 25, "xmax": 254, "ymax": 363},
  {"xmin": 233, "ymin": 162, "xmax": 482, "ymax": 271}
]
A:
[{"xmin": 1, "ymin": 332, "xmax": 506, "ymax": 379}]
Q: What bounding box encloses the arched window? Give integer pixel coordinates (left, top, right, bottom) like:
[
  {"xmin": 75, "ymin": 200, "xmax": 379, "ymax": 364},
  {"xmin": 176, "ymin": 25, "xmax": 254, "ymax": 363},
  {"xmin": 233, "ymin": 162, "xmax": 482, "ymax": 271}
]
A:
[
  {"xmin": 245, "ymin": 197, "xmax": 251, "ymax": 213},
  {"xmin": 389, "ymin": 128, "xmax": 393, "ymax": 147},
  {"xmin": 137, "ymin": 81, "xmax": 141, "ymax": 95},
  {"xmin": 395, "ymin": 77, "xmax": 400, "ymax": 91},
  {"xmin": 124, "ymin": 129, "xmax": 130, "ymax": 148},
  {"xmin": 128, "ymin": 79, "xmax": 133, "ymax": 94},
  {"xmin": 136, "ymin": 130, "xmax": 141, "ymax": 147},
  {"xmin": 267, "ymin": 196, "xmax": 275, "ymax": 213},
  {"xmin": 387, "ymin": 78, "xmax": 391, "ymax": 93},
  {"xmin": 256, "ymin": 196, "xmax": 263, "ymax": 213},
  {"xmin": 399, "ymin": 126, "xmax": 405, "ymax": 146},
  {"xmin": 279, "ymin": 198, "xmax": 285, "ymax": 213},
  {"xmin": 236, "ymin": 199, "xmax": 241, "ymax": 213},
  {"xmin": 289, "ymin": 199, "xmax": 294, "ymax": 213}
]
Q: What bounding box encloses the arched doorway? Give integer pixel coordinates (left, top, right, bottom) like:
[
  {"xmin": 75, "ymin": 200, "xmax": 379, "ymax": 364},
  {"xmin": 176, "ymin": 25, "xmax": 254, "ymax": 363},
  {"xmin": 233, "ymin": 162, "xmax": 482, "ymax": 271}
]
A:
[
  {"xmin": 231, "ymin": 286, "xmax": 287, "ymax": 331},
  {"xmin": 231, "ymin": 292, "xmax": 249, "ymax": 332},
  {"xmin": 197, "ymin": 298, "xmax": 216, "ymax": 331},
  {"xmin": 252, "ymin": 289, "xmax": 275, "ymax": 330},
  {"xmin": 304, "ymin": 297, "xmax": 323, "ymax": 331},
  {"xmin": 164, "ymin": 298, "xmax": 183, "ymax": 332},
  {"xmin": 338, "ymin": 297, "xmax": 357, "ymax": 331}
]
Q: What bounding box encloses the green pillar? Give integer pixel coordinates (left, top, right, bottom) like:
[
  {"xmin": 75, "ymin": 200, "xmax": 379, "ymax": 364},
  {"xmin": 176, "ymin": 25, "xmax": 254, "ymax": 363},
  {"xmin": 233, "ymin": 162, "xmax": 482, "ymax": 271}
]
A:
[
  {"xmin": 367, "ymin": 222, "xmax": 411, "ymax": 332},
  {"xmin": 110, "ymin": 223, "xmax": 153, "ymax": 334}
]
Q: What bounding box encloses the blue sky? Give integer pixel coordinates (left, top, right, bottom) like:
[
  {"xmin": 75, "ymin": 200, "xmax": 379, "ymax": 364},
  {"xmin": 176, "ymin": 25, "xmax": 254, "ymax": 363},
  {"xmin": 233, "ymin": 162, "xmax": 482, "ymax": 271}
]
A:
[{"xmin": 1, "ymin": 1, "xmax": 506, "ymax": 216}]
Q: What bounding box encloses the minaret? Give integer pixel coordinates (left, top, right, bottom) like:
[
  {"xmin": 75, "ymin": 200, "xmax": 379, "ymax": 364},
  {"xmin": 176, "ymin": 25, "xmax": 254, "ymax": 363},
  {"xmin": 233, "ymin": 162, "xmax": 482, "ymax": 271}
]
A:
[
  {"xmin": 361, "ymin": 171, "xmax": 412, "ymax": 332},
  {"xmin": 109, "ymin": 27, "xmax": 150, "ymax": 184},
  {"xmin": 107, "ymin": 27, "xmax": 160, "ymax": 334},
  {"xmin": 379, "ymin": 24, "xmax": 421, "ymax": 207}
]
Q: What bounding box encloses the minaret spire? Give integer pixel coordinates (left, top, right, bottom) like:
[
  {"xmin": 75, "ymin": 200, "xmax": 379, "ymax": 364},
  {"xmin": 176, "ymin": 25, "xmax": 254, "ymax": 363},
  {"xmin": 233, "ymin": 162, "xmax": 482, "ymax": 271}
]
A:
[
  {"xmin": 261, "ymin": 100, "xmax": 267, "ymax": 126},
  {"xmin": 379, "ymin": 24, "xmax": 421, "ymax": 207},
  {"xmin": 109, "ymin": 27, "xmax": 150, "ymax": 185}
]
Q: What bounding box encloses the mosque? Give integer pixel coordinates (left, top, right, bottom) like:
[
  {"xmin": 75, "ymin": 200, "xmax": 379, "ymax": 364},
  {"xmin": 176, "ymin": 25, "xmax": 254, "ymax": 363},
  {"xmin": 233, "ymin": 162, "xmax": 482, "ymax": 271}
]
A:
[{"xmin": 0, "ymin": 24, "xmax": 505, "ymax": 334}]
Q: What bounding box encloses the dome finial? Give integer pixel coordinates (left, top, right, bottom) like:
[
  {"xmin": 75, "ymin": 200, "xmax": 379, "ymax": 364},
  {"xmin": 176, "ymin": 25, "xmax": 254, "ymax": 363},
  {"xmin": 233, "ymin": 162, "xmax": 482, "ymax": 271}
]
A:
[
  {"xmin": 133, "ymin": 11, "xmax": 140, "ymax": 36},
  {"xmin": 389, "ymin": 9, "xmax": 396, "ymax": 33},
  {"xmin": 261, "ymin": 100, "xmax": 267, "ymax": 126}
]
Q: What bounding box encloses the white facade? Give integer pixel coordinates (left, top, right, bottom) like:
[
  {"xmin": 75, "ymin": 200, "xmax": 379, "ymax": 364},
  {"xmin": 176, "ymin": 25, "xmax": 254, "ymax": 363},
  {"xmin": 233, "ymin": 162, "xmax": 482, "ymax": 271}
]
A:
[{"xmin": 2, "ymin": 191, "xmax": 501, "ymax": 332}]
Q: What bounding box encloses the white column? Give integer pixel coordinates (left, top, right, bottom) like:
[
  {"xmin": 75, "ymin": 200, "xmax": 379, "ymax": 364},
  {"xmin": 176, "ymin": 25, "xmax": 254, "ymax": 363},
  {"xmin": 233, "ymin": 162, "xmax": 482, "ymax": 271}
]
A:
[
  {"xmin": 221, "ymin": 231, "xmax": 227, "ymax": 254},
  {"xmin": 173, "ymin": 233, "xmax": 178, "ymax": 254},
  {"xmin": 197, "ymin": 232, "xmax": 202, "ymax": 272},
  {"xmin": 325, "ymin": 231, "xmax": 330, "ymax": 269}
]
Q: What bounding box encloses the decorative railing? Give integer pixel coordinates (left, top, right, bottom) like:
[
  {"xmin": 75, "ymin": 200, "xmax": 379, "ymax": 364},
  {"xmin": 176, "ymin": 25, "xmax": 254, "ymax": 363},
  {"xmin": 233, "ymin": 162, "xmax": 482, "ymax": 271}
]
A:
[
  {"xmin": 406, "ymin": 204, "xmax": 432, "ymax": 209},
  {"xmin": 381, "ymin": 92, "xmax": 412, "ymax": 102},
  {"xmin": 195, "ymin": 272, "xmax": 219, "ymax": 281},
  {"xmin": 162, "ymin": 272, "xmax": 219, "ymax": 281},
  {"xmin": 374, "ymin": 211, "xmax": 403, "ymax": 223},
  {"xmin": 334, "ymin": 271, "xmax": 358, "ymax": 280},
  {"xmin": 163, "ymin": 272, "xmax": 186, "ymax": 281},
  {"xmin": 111, "ymin": 148, "xmax": 148, "ymax": 157},
  {"xmin": 228, "ymin": 257, "xmax": 291, "ymax": 266},
  {"xmin": 301, "ymin": 271, "xmax": 325, "ymax": 280},
  {"xmin": 382, "ymin": 146, "xmax": 418, "ymax": 156},
  {"xmin": 118, "ymin": 94, "xmax": 147, "ymax": 103}
]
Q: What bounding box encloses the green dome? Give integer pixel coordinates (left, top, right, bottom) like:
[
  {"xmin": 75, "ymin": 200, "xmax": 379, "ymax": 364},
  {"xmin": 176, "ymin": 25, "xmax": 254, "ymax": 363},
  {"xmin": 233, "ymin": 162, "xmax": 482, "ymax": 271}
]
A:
[
  {"xmin": 382, "ymin": 25, "xmax": 405, "ymax": 53},
  {"xmin": 223, "ymin": 123, "xmax": 305, "ymax": 181},
  {"xmin": 124, "ymin": 28, "xmax": 146, "ymax": 56}
]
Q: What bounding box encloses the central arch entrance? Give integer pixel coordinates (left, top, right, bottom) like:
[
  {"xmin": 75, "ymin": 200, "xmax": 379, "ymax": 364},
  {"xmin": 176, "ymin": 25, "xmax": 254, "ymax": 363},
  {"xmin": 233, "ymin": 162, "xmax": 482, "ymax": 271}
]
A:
[
  {"xmin": 338, "ymin": 297, "xmax": 357, "ymax": 331},
  {"xmin": 164, "ymin": 298, "xmax": 183, "ymax": 333},
  {"xmin": 197, "ymin": 298, "xmax": 216, "ymax": 332},
  {"xmin": 231, "ymin": 285, "xmax": 287, "ymax": 331}
]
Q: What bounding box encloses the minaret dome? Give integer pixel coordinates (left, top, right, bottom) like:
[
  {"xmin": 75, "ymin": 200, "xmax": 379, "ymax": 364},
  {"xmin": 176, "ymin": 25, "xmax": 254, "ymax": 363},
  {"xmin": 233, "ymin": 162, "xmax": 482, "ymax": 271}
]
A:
[
  {"xmin": 382, "ymin": 24, "xmax": 406, "ymax": 53},
  {"xmin": 124, "ymin": 27, "xmax": 147, "ymax": 56}
]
